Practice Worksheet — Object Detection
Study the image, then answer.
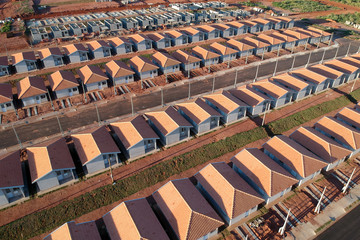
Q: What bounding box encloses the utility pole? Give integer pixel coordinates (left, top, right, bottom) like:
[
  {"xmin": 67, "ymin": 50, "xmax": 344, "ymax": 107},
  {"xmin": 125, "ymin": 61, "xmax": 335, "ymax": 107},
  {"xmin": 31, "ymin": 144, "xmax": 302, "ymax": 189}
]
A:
[
  {"xmin": 357, "ymin": 44, "xmax": 360, "ymax": 54},
  {"xmin": 273, "ymin": 59, "xmax": 279, "ymax": 76},
  {"xmin": 314, "ymin": 187, "xmax": 327, "ymax": 214},
  {"xmin": 12, "ymin": 124, "xmax": 22, "ymax": 149},
  {"xmin": 253, "ymin": 64, "xmax": 260, "ymax": 83},
  {"xmin": 56, "ymin": 115, "xmax": 64, "ymax": 136},
  {"xmin": 342, "ymin": 168, "xmax": 356, "ymax": 194},
  {"xmin": 113, "ymin": 78, "xmax": 116, "ymax": 96},
  {"xmin": 188, "ymin": 67, "xmax": 191, "ymax": 78},
  {"xmin": 140, "ymin": 73, "xmax": 143, "ymax": 89},
  {"xmin": 47, "ymin": 89, "xmax": 55, "ymax": 111},
  {"xmin": 317, "ymin": 34, "xmax": 322, "ymax": 49},
  {"xmin": 328, "ymin": 32, "xmax": 334, "ymax": 47},
  {"xmin": 130, "ymin": 95, "xmax": 134, "ymax": 116},
  {"xmin": 234, "ymin": 69, "xmax": 238, "ymax": 88},
  {"xmin": 261, "ymin": 48, "xmax": 265, "ymax": 61},
  {"xmin": 261, "ymin": 102, "xmax": 271, "ymax": 126},
  {"xmin": 188, "ymin": 80, "xmax": 191, "ymax": 99},
  {"xmin": 334, "ymin": 45, "xmax": 340, "ymax": 59},
  {"xmin": 350, "ymin": 76, "xmax": 358, "ymax": 93},
  {"xmin": 161, "ymin": 88, "xmax": 164, "ymax": 106},
  {"xmin": 165, "ymin": 72, "xmax": 168, "ymax": 84},
  {"xmin": 278, "ymin": 208, "xmax": 291, "ymax": 236},
  {"xmin": 107, "ymin": 157, "xmax": 114, "ymax": 184},
  {"xmin": 291, "ymin": 43, "xmax": 295, "ymax": 54},
  {"xmin": 81, "ymin": 81, "xmax": 87, "ymax": 103},
  {"xmin": 304, "ymin": 38, "xmax": 309, "ymax": 51},
  {"xmin": 320, "ymin": 48, "xmax": 327, "ymax": 64}
]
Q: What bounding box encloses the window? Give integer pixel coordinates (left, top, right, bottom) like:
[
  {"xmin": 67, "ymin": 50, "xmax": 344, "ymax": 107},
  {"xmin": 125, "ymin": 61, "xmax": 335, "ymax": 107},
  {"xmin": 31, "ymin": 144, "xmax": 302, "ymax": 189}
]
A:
[
  {"xmin": 41, "ymin": 95, "xmax": 46, "ymax": 99},
  {"xmin": 1, "ymin": 104, "xmax": 4, "ymax": 108},
  {"xmin": 5, "ymin": 189, "xmax": 10, "ymax": 194},
  {"xmin": 102, "ymin": 81, "xmax": 107, "ymax": 85},
  {"xmin": 153, "ymin": 70, "xmax": 156, "ymax": 73},
  {"xmin": 73, "ymin": 87, "xmax": 77, "ymax": 91},
  {"xmin": 68, "ymin": 89, "xmax": 72, "ymax": 93},
  {"xmin": 128, "ymin": 76, "xmax": 132, "ymax": 79},
  {"xmin": 56, "ymin": 171, "xmax": 61, "ymax": 176}
]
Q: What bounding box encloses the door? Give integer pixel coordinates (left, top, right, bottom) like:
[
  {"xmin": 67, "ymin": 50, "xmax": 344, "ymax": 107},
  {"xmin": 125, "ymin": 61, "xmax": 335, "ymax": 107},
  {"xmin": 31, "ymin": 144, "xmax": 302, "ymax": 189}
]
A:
[
  {"xmin": 1, "ymin": 104, "xmax": 5, "ymax": 112},
  {"xmin": 36, "ymin": 96, "xmax": 41, "ymax": 104}
]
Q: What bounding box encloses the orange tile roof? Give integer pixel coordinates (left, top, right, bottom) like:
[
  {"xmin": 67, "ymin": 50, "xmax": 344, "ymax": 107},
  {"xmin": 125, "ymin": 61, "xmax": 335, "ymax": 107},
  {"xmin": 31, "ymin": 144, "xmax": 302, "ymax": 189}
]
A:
[
  {"xmin": 48, "ymin": 70, "xmax": 78, "ymax": 92},
  {"xmin": 77, "ymin": 65, "xmax": 108, "ymax": 84},
  {"xmin": 152, "ymin": 178, "xmax": 223, "ymax": 240},
  {"xmin": 240, "ymin": 37, "xmax": 269, "ymax": 48},
  {"xmin": 63, "ymin": 43, "xmax": 87, "ymax": 55},
  {"xmin": 226, "ymin": 21, "xmax": 245, "ymax": 29},
  {"xmin": 350, "ymin": 52, "xmax": 360, "ymax": 61},
  {"xmin": 262, "ymin": 135, "xmax": 328, "ymax": 178},
  {"xmin": 250, "ymin": 79, "xmax": 289, "ymax": 99},
  {"xmin": 229, "ymin": 85, "xmax": 269, "ymax": 107},
  {"xmin": 38, "ymin": 47, "xmax": 63, "ymax": 59},
  {"xmin": 27, "ymin": 138, "xmax": 75, "ymax": 183},
  {"xmin": 256, "ymin": 34, "xmax": 285, "ymax": 45},
  {"xmin": 203, "ymin": 90, "xmax": 247, "ymax": 114},
  {"xmin": 307, "ymin": 27, "xmax": 332, "ymax": 36},
  {"xmin": 197, "ymin": 25, "xmax": 216, "ymax": 33},
  {"xmin": 232, "ymin": 148, "xmax": 298, "ymax": 197},
  {"xmin": 295, "ymin": 28, "xmax": 321, "ymax": 38},
  {"xmin": 192, "ymin": 46, "xmax": 220, "ymax": 60},
  {"xmin": 152, "ymin": 51, "xmax": 181, "ymax": 67},
  {"xmin": 172, "ymin": 50, "xmax": 201, "ymax": 64},
  {"xmin": 145, "ymin": 106, "xmax": 192, "ymax": 136},
  {"xmin": 0, "ymin": 55, "xmax": 8, "ymax": 66},
  {"xmin": 251, "ymin": 18, "xmax": 270, "ymax": 25},
  {"xmin": 291, "ymin": 68, "xmax": 329, "ymax": 84},
  {"xmin": 269, "ymin": 31, "xmax": 297, "ymax": 42},
  {"xmin": 165, "ymin": 30, "xmax": 183, "ymax": 38},
  {"xmin": 175, "ymin": 98, "xmax": 222, "ymax": 124},
  {"xmin": 241, "ymin": 20, "xmax": 258, "ymax": 27},
  {"xmin": 324, "ymin": 59, "xmax": 359, "ymax": 74},
  {"xmin": 209, "ymin": 42, "xmax": 238, "ymax": 56},
  {"xmin": 103, "ymin": 198, "xmax": 169, "ymax": 240},
  {"xmin": 128, "ymin": 34, "xmax": 150, "ymax": 43},
  {"xmin": 44, "ymin": 221, "xmax": 101, "ymax": 240},
  {"xmin": 227, "ymin": 39, "xmax": 254, "ymax": 51},
  {"xmin": 267, "ymin": 17, "xmax": 282, "ymax": 24},
  {"xmin": 0, "ymin": 83, "xmax": 13, "ymax": 104},
  {"xmin": 104, "ymin": 60, "xmax": 134, "ymax": 78},
  {"xmin": 336, "ymin": 107, "xmax": 360, "ymax": 130},
  {"xmin": 282, "ymin": 29, "xmax": 311, "ymax": 40},
  {"xmin": 308, "ymin": 63, "xmax": 344, "ymax": 80},
  {"xmin": 290, "ymin": 126, "xmax": 352, "ymax": 164},
  {"xmin": 72, "ymin": 126, "xmax": 120, "ymax": 165},
  {"xmin": 147, "ymin": 32, "xmax": 168, "ymax": 42},
  {"xmin": 0, "ymin": 151, "xmax": 23, "ymax": 188},
  {"xmin": 110, "ymin": 115, "xmax": 159, "ymax": 150},
  {"xmin": 339, "ymin": 56, "xmax": 360, "ymax": 69},
  {"xmin": 211, "ymin": 23, "xmax": 231, "ymax": 31},
  {"xmin": 195, "ymin": 162, "xmax": 263, "ymax": 219},
  {"xmin": 129, "ymin": 55, "xmax": 159, "ymax": 72},
  {"xmin": 11, "ymin": 51, "xmax": 36, "ymax": 64},
  {"xmin": 276, "ymin": 16, "xmax": 293, "ymax": 23},
  {"xmin": 87, "ymin": 40, "xmax": 110, "ymax": 51},
  {"xmin": 17, "ymin": 76, "xmax": 47, "ymax": 99},
  {"xmin": 270, "ymin": 73, "xmax": 309, "ymax": 91},
  {"xmin": 107, "ymin": 37, "xmax": 131, "ymax": 47},
  {"xmin": 181, "ymin": 27, "xmax": 200, "ymax": 36},
  {"xmin": 315, "ymin": 116, "xmax": 360, "ymax": 150}
]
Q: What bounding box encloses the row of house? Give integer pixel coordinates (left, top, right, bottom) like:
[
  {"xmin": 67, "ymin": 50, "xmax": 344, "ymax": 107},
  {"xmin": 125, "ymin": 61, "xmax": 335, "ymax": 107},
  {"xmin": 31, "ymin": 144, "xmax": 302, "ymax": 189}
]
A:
[
  {"xmin": 0, "ymin": 17, "xmax": 296, "ymax": 76},
  {"xmin": 41, "ymin": 102, "xmax": 360, "ymax": 240}
]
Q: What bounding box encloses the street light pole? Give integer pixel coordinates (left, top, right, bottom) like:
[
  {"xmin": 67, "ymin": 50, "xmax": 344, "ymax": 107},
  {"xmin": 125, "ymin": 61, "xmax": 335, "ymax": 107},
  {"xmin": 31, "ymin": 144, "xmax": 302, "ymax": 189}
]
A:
[
  {"xmin": 130, "ymin": 95, "xmax": 134, "ymax": 116},
  {"xmin": 306, "ymin": 51, "xmax": 312, "ymax": 68},
  {"xmin": 346, "ymin": 43, "xmax": 351, "ymax": 57},
  {"xmin": 291, "ymin": 55, "xmax": 296, "ymax": 71},
  {"xmin": 278, "ymin": 208, "xmax": 291, "ymax": 236},
  {"xmin": 12, "ymin": 124, "xmax": 22, "ymax": 149},
  {"xmin": 212, "ymin": 76, "xmax": 215, "ymax": 93},
  {"xmin": 350, "ymin": 76, "xmax": 358, "ymax": 93},
  {"xmin": 334, "ymin": 45, "xmax": 340, "ymax": 59},
  {"xmin": 107, "ymin": 157, "xmax": 114, "ymax": 184},
  {"xmin": 314, "ymin": 187, "xmax": 326, "ymax": 214},
  {"xmin": 234, "ymin": 69, "xmax": 238, "ymax": 88},
  {"xmin": 261, "ymin": 102, "xmax": 271, "ymax": 126},
  {"xmin": 273, "ymin": 59, "xmax": 279, "ymax": 76},
  {"xmin": 342, "ymin": 168, "xmax": 356, "ymax": 194}
]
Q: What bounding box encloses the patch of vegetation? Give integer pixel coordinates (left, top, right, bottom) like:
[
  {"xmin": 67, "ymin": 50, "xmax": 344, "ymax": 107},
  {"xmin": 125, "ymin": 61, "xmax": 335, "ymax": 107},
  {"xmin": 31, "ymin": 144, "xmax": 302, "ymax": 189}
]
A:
[
  {"xmin": 39, "ymin": 0, "xmax": 94, "ymax": 7},
  {"xmin": 330, "ymin": 0, "xmax": 360, "ymax": 7},
  {"xmin": 0, "ymin": 22, "xmax": 12, "ymax": 33},
  {"xmin": 320, "ymin": 12, "xmax": 360, "ymax": 24},
  {"xmin": 15, "ymin": 0, "xmax": 34, "ymax": 16},
  {"xmin": 345, "ymin": 199, "xmax": 360, "ymax": 211},
  {"xmin": 272, "ymin": 0, "xmax": 338, "ymax": 12},
  {"xmin": 315, "ymin": 219, "xmax": 333, "ymax": 233},
  {"xmin": 242, "ymin": 1, "xmax": 270, "ymax": 10}
]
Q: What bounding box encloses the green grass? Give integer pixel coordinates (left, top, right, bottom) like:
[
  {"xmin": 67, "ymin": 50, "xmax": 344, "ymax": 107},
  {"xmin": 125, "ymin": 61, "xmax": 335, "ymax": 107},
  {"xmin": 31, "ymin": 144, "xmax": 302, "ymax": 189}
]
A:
[
  {"xmin": 315, "ymin": 219, "xmax": 333, "ymax": 233},
  {"xmin": 345, "ymin": 199, "xmax": 360, "ymax": 211},
  {"xmin": 320, "ymin": 12, "xmax": 360, "ymax": 24},
  {"xmin": 330, "ymin": 0, "xmax": 360, "ymax": 7},
  {"xmin": 272, "ymin": 0, "xmax": 338, "ymax": 12}
]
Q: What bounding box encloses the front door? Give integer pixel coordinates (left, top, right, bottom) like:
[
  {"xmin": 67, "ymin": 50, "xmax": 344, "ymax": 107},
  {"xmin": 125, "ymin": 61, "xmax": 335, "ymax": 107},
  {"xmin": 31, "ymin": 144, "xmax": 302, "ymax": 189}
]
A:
[{"xmin": 36, "ymin": 96, "xmax": 41, "ymax": 104}]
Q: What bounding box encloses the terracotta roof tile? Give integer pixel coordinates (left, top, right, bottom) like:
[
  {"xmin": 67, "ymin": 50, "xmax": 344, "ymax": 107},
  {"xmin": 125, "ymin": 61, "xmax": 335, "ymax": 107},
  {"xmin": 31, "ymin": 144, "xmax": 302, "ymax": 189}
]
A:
[
  {"xmin": 296, "ymin": 28, "xmax": 321, "ymax": 38},
  {"xmin": 308, "ymin": 63, "xmax": 344, "ymax": 80},
  {"xmin": 197, "ymin": 25, "xmax": 216, "ymax": 33},
  {"xmin": 209, "ymin": 42, "xmax": 238, "ymax": 56},
  {"xmin": 181, "ymin": 27, "xmax": 200, "ymax": 36},
  {"xmin": 192, "ymin": 46, "xmax": 220, "ymax": 60},
  {"xmin": 104, "ymin": 60, "xmax": 134, "ymax": 78},
  {"xmin": 336, "ymin": 107, "xmax": 360, "ymax": 130},
  {"xmin": 38, "ymin": 47, "xmax": 63, "ymax": 60},
  {"xmin": 262, "ymin": 135, "xmax": 328, "ymax": 178},
  {"xmin": 307, "ymin": 27, "xmax": 332, "ymax": 36},
  {"xmin": 147, "ymin": 32, "xmax": 168, "ymax": 42},
  {"xmin": 129, "ymin": 56, "xmax": 159, "ymax": 72},
  {"xmin": 77, "ymin": 65, "xmax": 108, "ymax": 84},
  {"xmin": 63, "ymin": 44, "xmax": 87, "ymax": 55},
  {"xmin": 251, "ymin": 18, "xmax": 270, "ymax": 25},
  {"xmin": 270, "ymin": 73, "xmax": 309, "ymax": 91},
  {"xmin": 229, "ymin": 85, "xmax": 269, "ymax": 107},
  {"xmin": 232, "ymin": 148, "xmax": 298, "ymax": 197},
  {"xmin": 172, "ymin": 50, "xmax": 201, "ymax": 64},
  {"xmin": 48, "ymin": 70, "xmax": 78, "ymax": 91},
  {"xmin": 339, "ymin": 56, "xmax": 360, "ymax": 69},
  {"xmin": 290, "ymin": 126, "xmax": 352, "ymax": 164},
  {"xmin": 226, "ymin": 21, "xmax": 245, "ymax": 29},
  {"xmin": 145, "ymin": 106, "xmax": 192, "ymax": 136},
  {"xmin": 241, "ymin": 20, "xmax": 258, "ymax": 27},
  {"xmin": 291, "ymin": 68, "xmax": 329, "ymax": 84},
  {"xmin": 110, "ymin": 115, "xmax": 159, "ymax": 150},
  {"xmin": 27, "ymin": 138, "xmax": 75, "ymax": 183},
  {"xmin": 195, "ymin": 162, "xmax": 263, "ymax": 219},
  {"xmin": 128, "ymin": 34, "xmax": 150, "ymax": 43},
  {"xmin": 227, "ymin": 39, "xmax": 254, "ymax": 51},
  {"xmin": 152, "ymin": 51, "xmax": 181, "ymax": 67},
  {"xmin": 269, "ymin": 31, "xmax": 297, "ymax": 42},
  {"xmin": 12, "ymin": 51, "xmax": 36, "ymax": 64},
  {"xmin": 0, "ymin": 151, "xmax": 23, "ymax": 188},
  {"xmin": 0, "ymin": 56, "xmax": 9, "ymax": 66},
  {"xmin": 256, "ymin": 34, "xmax": 285, "ymax": 45},
  {"xmin": 44, "ymin": 221, "xmax": 101, "ymax": 240},
  {"xmin": 0, "ymin": 83, "xmax": 13, "ymax": 103},
  {"xmin": 72, "ymin": 126, "xmax": 120, "ymax": 165},
  {"xmin": 166, "ymin": 30, "xmax": 183, "ymax": 39},
  {"xmin": 240, "ymin": 37, "xmax": 269, "ymax": 48},
  {"xmin": 87, "ymin": 40, "xmax": 110, "ymax": 51},
  {"xmin": 211, "ymin": 23, "xmax": 230, "ymax": 31},
  {"xmin": 324, "ymin": 59, "xmax": 359, "ymax": 74},
  {"xmin": 203, "ymin": 90, "xmax": 247, "ymax": 114},
  {"xmin": 282, "ymin": 29, "xmax": 311, "ymax": 40},
  {"xmin": 250, "ymin": 79, "xmax": 289, "ymax": 99},
  {"xmin": 103, "ymin": 198, "xmax": 169, "ymax": 240},
  {"xmin": 17, "ymin": 76, "xmax": 47, "ymax": 99},
  {"xmin": 152, "ymin": 178, "xmax": 223, "ymax": 240},
  {"xmin": 276, "ymin": 16, "xmax": 293, "ymax": 23},
  {"xmin": 107, "ymin": 37, "xmax": 131, "ymax": 47}
]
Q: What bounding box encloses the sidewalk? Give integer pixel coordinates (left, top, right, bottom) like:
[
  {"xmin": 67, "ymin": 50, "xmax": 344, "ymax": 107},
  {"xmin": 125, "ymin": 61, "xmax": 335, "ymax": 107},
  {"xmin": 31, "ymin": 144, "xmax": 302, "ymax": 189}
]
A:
[{"xmin": 285, "ymin": 179, "xmax": 360, "ymax": 240}]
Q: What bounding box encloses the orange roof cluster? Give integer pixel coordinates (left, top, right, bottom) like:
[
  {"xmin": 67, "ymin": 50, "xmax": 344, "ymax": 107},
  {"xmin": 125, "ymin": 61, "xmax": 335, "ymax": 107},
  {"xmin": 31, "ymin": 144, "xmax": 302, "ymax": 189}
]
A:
[
  {"xmin": 308, "ymin": 27, "xmax": 332, "ymax": 36},
  {"xmin": 339, "ymin": 56, "xmax": 360, "ymax": 69},
  {"xmin": 152, "ymin": 51, "xmax": 181, "ymax": 67},
  {"xmin": 250, "ymin": 79, "xmax": 289, "ymax": 99},
  {"xmin": 203, "ymin": 90, "xmax": 247, "ymax": 114},
  {"xmin": 226, "ymin": 21, "xmax": 245, "ymax": 29},
  {"xmin": 271, "ymin": 73, "xmax": 308, "ymax": 91},
  {"xmin": 336, "ymin": 107, "xmax": 360, "ymax": 130},
  {"xmin": 291, "ymin": 68, "xmax": 329, "ymax": 84},
  {"xmin": 181, "ymin": 27, "xmax": 200, "ymax": 36},
  {"xmin": 48, "ymin": 70, "xmax": 78, "ymax": 92},
  {"xmin": 269, "ymin": 31, "xmax": 297, "ymax": 42},
  {"xmin": 240, "ymin": 37, "xmax": 269, "ymax": 48},
  {"xmin": 197, "ymin": 25, "xmax": 216, "ymax": 33},
  {"xmin": 17, "ymin": 76, "xmax": 47, "ymax": 99},
  {"xmin": 63, "ymin": 43, "xmax": 87, "ymax": 55},
  {"xmin": 192, "ymin": 46, "xmax": 220, "ymax": 60},
  {"xmin": 227, "ymin": 39, "xmax": 254, "ymax": 51},
  {"xmin": 77, "ymin": 65, "xmax": 108, "ymax": 84},
  {"xmin": 282, "ymin": 29, "xmax": 311, "ymax": 40},
  {"xmin": 324, "ymin": 59, "xmax": 359, "ymax": 74},
  {"xmin": 38, "ymin": 47, "xmax": 63, "ymax": 59},
  {"xmin": 129, "ymin": 55, "xmax": 159, "ymax": 72},
  {"xmin": 107, "ymin": 37, "xmax": 131, "ymax": 47},
  {"xmin": 209, "ymin": 42, "xmax": 238, "ymax": 56},
  {"xmin": 128, "ymin": 34, "xmax": 150, "ymax": 43},
  {"xmin": 44, "ymin": 221, "xmax": 101, "ymax": 240},
  {"xmin": 212, "ymin": 23, "xmax": 231, "ymax": 31},
  {"xmin": 87, "ymin": 40, "xmax": 110, "ymax": 51},
  {"xmin": 0, "ymin": 151, "xmax": 23, "ymax": 188},
  {"xmin": 229, "ymin": 86, "xmax": 269, "ymax": 107},
  {"xmin": 104, "ymin": 60, "xmax": 134, "ymax": 78},
  {"xmin": 172, "ymin": 50, "xmax": 201, "ymax": 64},
  {"xmin": 309, "ymin": 63, "xmax": 344, "ymax": 80},
  {"xmin": 256, "ymin": 34, "xmax": 285, "ymax": 45},
  {"xmin": 147, "ymin": 32, "xmax": 168, "ymax": 42},
  {"xmin": 0, "ymin": 83, "xmax": 13, "ymax": 103},
  {"xmin": 12, "ymin": 51, "xmax": 36, "ymax": 64},
  {"xmin": 165, "ymin": 30, "xmax": 183, "ymax": 38},
  {"xmin": 252, "ymin": 18, "xmax": 270, "ymax": 25}
]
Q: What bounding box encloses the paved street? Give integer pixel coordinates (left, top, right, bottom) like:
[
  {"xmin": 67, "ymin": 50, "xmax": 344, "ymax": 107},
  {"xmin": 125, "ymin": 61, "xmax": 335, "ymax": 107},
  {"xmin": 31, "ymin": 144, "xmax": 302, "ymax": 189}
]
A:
[{"xmin": 1, "ymin": 40, "xmax": 359, "ymax": 150}]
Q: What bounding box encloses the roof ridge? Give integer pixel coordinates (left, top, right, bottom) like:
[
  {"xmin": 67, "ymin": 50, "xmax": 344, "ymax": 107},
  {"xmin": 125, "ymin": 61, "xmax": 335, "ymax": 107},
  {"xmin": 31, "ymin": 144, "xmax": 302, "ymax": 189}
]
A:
[{"xmin": 124, "ymin": 203, "xmax": 142, "ymax": 239}]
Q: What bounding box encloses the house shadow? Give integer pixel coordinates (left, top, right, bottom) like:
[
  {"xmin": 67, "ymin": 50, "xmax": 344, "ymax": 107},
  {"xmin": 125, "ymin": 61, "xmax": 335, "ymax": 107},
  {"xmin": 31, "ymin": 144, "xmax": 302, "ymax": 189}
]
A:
[{"xmin": 333, "ymin": 87, "xmax": 358, "ymax": 104}]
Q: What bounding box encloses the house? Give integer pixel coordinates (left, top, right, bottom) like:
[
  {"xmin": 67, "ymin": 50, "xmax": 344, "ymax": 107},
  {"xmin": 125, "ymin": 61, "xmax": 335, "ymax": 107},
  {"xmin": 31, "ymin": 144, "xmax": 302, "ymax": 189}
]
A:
[
  {"xmin": 231, "ymin": 148, "xmax": 298, "ymax": 204},
  {"xmin": 152, "ymin": 178, "xmax": 223, "ymax": 240},
  {"xmin": 250, "ymin": 79, "xmax": 292, "ymax": 109},
  {"xmin": 43, "ymin": 221, "xmax": 101, "ymax": 240},
  {"xmin": 175, "ymin": 98, "xmax": 222, "ymax": 135},
  {"xmin": 104, "ymin": 19, "xmax": 122, "ymax": 31},
  {"xmin": 69, "ymin": 23, "xmax": 88, "ymax": 36},
  {"xmin": 356, "ymin": 102, "xmax": 360, "ymax": 112},
  {"xmin": 104, "ymin": 60, "xmax": 134, "ymax": 86},
  {"xmin": 336, "ymin": 107, "xmax": 360, "ymax": 131},
  {"xmin": 172, "ymin": 49, "xmax": 202, "ymax": 72},
  {"xmin": 120, "ymin": 17, "xmax": 139, "ymax": 30},
  {"xmin": 308, "ymin": 63, "xmax": 347, "ymax": 88},
  {"xmin": 229, "ymin": 86, "xmax": 271, "ymax": 116},
  {"xmin": 129, "ymin": 56, "xmax": 159, "ymax": 80},
  {"xmin": 12, "ymin": 51, "xmax": 37, "ymax": 73},
  {"xmin": 209, "ymin": 42, "xmax": 238, "ymax": 63},
  {"xmin": 263, "ymin": 135, "xmax": 327, "ymax": 186},
  {"xmin": 103, "ymin": 198, "xmax": 169, "ymax": 240},
  {"xmin": 276, "ymin": 16, "xmax": 295, "ymax": 29},
  {"xmin": 192, "ymin": 46, "xmax": 220, "ymax": 66},
  {"xmin": 87, "ymin": 21, "xmax": 101, "ymax": 33},
  {"xmin": 17, "ymin": 76, "xmax": 48, "ymax": 107},
  {"xmin": 58, "ymin": 25, "xmax": 70, "ymax": 37},
  {"xmin": 152, "ymin": 51, "xmax": 181, "ymax": 74},
  {"xmin": 256, "ymin": 34, "xmax": 285, "ymax": 52},
  {"xmin": 0, "ymin": 56, "xmax": 9, "ymax": 76},
  {"xmin": 110, "ymin": 115, "xmax": 159, "ymax": 160},
  {"xmin": 87, "ymin": 40, "xmax": 111, "ymax": 59},
  {"xmin": 324, "ymin": 59, "xmax": 359, "ymax": 83},
  {"xmin": 72, "ymin": 126, "xmax": 121, "ymax": 175},
  {"xmin": 270, "ymin": 73, "xmax": 312, "ymax": 101},
  {"xmin": 296, "ymin": 28, "xmax": 322, "ymax": 44},
  {"xmin": 197, "ymin": 25, "xmax": 220, "ymax": 40},
  {"xmin": 240, "ymin": 37, "xmax": 269, "ymax": 55},
  {"xmin": 338, "ymin": 56, "xmax": 360, "ymax": 80},
  {"xmin": 107, "ymin": 37, "xmax": 133, "ymax": 55},
  {"xmin": 147, "ymin": 33, "xmax": 171, "ymax": 49},
  {"xmin": 269, "ymin": 31, "xmax": 297, "ymax": 49},
  {"xmin": 212, "ymin": 23, "xmax": 235, "ymax": 37},
  {"xmin": 0, "ymin": 151, "xmax": 26, "ymax": 206},
  {"xmin": 48, "ymin": 70, "xmax": 79, "ymax": 99},
  {"xmin": 307, "ymin": 27, "xmax": 332, "ymax": 42},
  {"xmin": 128, "ymin": 34, "xmax": 153, "ymax": 51},
  {"xmin": 27, "ymin": 138, "xmax": 76, "ymax": 192},
  {"xmin": 282, "ymin": 29, "xmax": 311, "ymax": 46},
  {"xmin": 0, "ymin": 83, "xmax": 14, "ymax": 112},
  {"xmin": 165, "ymin": 30, "xmax": 188, "ymax": 46},
  {"xmin": 290, "ymin": 127, "xmax": 352, "ymax": 171},
  {"xmin": 181, "ymin": 27, "xmax": 205, "ymax": 43},
  {"xmin": 195, "ymin": 162, "xmax": 263, "ymax": 225},
  {"xmin": 314, "ymin": 116, "xmax": 360, "ymax": 156},
  {"xmin": 291, "ymin": 68, "xmax": 331, "ymax": 94},
  {"xmin": 63, "ymin": 43, "xmax": 89, "ymax": 63},
  {"xmin": 30, "ymin": 28, "xmax": 49, "ymax": 43},
  {"xmin": 38, "ymin": 47, "xmax": 64, "ymax": 69},
  {"xmin": 227, "ymin": 39, "xmax": 255, "ymax": 58},
  {"xmin": 51, "ymin": 25, "xmax": 62, "ymax": 39},
  {"xmin": 241, "ymin": 20, "xmax": 259, "ymax": 33},
  {"xmin": 226, "ymin": 21, "xmax": 247, "ymax": 35},
  {"xmin": 251, "ymin": 18, "xmax": 271, "ymax": 32},
  {"xmin": 77, "ymin": 65, "xmax": 108, "ymax": 91},
  {"xmin": 267, "ymin": 17, "xmax": 282, "ymax": 30},
  {"xmin": 145, "ymin": 106, "xmax": 192, "ymax": 146},
  {"xmin": 203, "ymin": 90, "xmax": 247, "ymax": 124}
]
